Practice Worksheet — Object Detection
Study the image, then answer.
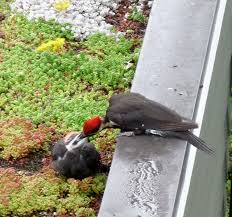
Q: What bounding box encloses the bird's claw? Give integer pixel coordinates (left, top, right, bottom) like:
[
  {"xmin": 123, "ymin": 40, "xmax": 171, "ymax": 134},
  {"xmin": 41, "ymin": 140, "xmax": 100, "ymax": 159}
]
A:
[
  {"xmin": 146, "ymin": 129, "xmax": 166, "ymax": 137},
  {"xmin": 118, "ymin": 131, "xmax": 135, "ymax": 137}
]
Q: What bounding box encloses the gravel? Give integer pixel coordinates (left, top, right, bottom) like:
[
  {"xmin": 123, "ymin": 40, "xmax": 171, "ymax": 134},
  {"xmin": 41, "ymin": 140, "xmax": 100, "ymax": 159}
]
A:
[{"xmin": 10, "ymin": 0, "xmax": 153, "ymax": 40}]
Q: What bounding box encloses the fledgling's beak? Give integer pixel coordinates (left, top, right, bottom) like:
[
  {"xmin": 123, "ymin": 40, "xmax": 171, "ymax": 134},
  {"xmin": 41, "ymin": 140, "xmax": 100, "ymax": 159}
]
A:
[
  {"xmin": 65, "ymin": 132, "xmax": 88, "ymax": 151},
  {"xmin": 64, "ymin": 132, "xmax": 79, "ymax": 143},
  {"xmin": 63, "ymin": 131, "xmax": 87, "ymax": 144},
  {"xmin": 78, "ymin": 131, "xmax": 86, "ymax": 139}
]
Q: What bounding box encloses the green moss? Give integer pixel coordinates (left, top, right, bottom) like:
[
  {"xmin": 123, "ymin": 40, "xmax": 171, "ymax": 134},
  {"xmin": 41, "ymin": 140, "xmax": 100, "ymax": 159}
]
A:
[
  {"xmin": 78, "ymin": 33, "xmax": 137, "ymax": 89},
  {"xmin": 0, "ymin": 34, "xmax": 138, "ymax": 132},
  {"xmin": 0, "ymin": 168, "xmax": 22, "ymax": 216},
  {"xmin": 0, "ymin": 167, "xmax": 106, "ymax": 216},
  {"xmin": 3, "ymin": 15, "xmax": 74, "ymax": 47},
  {"xmin": 128, "ymin": 8, "xmax": 148, "ymax": 23},
  {"xmin": 0, "ymin": 0, "xmax": 12, "ymax": 14},
  {"xmin": 0, "ymin": 118, "xmax": 55, "ymax": 160},
  {"xmin": 91, "ymin": 129, "xmax": 119, "ymax": 165}
]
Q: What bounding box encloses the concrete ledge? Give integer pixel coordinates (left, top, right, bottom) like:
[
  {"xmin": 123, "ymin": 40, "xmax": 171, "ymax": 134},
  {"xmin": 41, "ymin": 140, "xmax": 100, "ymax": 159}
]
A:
[{"xmin": 98, "ymin": 0, "xmax": 232, "ymax": 216}]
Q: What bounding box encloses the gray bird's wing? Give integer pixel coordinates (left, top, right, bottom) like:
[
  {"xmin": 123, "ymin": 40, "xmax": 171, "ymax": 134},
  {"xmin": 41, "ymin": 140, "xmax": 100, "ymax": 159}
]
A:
[
  {"xmin": 107, "ymin": 92, "xmax": 197, "ymax": 131},
  {"xmin": 52, "ymin": 140, "xmax": 67, "ymax": 160},
  {"xmin": 80, "ymin": 142, "xmax": 100, "ymax": 169}
]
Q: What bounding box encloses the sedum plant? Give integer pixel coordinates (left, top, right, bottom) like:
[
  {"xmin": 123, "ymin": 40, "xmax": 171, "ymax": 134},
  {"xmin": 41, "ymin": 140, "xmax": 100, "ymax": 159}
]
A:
[
  {"xmin": 36, "ymin": 38, "xmax": 65, "ymax": 53},
  {"xmin": 53, "ymin": 0, "xmax": 71, "ymax": 11},
  {"xmin": 0, "ymin": 167, "xmax": 106, "ymax": 216},
  {"xmin": 0, "ymin": 33, "xmax": 139, "ymax": 132},
  {"xmin": 128, "ymin": 7, "xmax": 147, "ymax": 23},
  {"xmin": 0, "ymin": 118, "xmax": 55, "ymax": 160}
]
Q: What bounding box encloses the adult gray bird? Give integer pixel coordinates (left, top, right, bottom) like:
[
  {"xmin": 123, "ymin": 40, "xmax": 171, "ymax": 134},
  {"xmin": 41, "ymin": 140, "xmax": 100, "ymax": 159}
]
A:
[
  {"xmin": 52, "ymin": 132, "xmax": 101, "ymax": 179},
  {"xmin": 81, "ymin": 92, "xmax": 214, "ymax": 154}
]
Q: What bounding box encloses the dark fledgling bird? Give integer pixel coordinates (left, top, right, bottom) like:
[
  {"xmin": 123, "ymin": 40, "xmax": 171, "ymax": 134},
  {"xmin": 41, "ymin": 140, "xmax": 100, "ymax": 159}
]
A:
[
  {"xmin": 81, "ymin": 92, "xmax": 214, "ymax": 154},
  {"xmin": 52, "ymin": 132, "xmax": 101, "ymax": 179}
]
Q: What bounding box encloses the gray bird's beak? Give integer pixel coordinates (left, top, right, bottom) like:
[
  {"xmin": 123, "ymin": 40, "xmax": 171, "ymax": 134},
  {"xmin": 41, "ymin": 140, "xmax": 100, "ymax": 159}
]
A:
[
  {"xmin": 65, "ymin": 132, "xmax": 87, "ymax": 151},
  {"xmin": 78, "ymin": 131, "xmax": 86, "ymax": 139}
]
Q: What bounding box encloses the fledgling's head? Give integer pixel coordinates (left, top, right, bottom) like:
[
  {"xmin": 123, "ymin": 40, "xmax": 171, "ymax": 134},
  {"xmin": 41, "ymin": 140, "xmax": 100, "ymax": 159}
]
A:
[
  {"xmin": 82, "ymin": 116, "xmax": 103, "ymax": 136},
  {"xmin": 63, "ymin": 132, "xmax": 79, "ymax": 143}
]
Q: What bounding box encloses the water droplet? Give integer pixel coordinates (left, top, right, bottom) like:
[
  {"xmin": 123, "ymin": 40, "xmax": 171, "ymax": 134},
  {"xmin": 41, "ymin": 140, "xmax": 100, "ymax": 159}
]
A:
[
  {"xmin": 167, "ymin": 87, "xmax": 177, "ymax": 91},
  {"xmin": 126, "ymin": 159, "xmax": 161, "ymax": 215}
]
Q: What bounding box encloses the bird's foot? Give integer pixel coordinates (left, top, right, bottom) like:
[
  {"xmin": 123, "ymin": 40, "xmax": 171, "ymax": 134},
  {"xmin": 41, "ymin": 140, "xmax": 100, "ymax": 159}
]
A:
[
  {"xmin": 146, "ymin": 129, "xmax": 166, "ymax": 137},
  {"xmin": 118, "ymin": 131, "xmax": 135, "ymax": 137}
]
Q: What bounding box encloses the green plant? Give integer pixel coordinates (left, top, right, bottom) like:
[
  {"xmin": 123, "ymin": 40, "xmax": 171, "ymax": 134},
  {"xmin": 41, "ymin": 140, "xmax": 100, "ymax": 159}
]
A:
[
  {"xmin": 0, "ymin": 33, "xmax": 138, "ymax": 132},
  {"xmin": 0, "ymin": 118, "xmax": 55, "ymax": 160},
  {"xmin": 0, "ymin": 168, "xmax": 22, "ymax": 216},
  {"xmin": 92, "ymin": 129, "xmax": 119, "ymax": 165},
  {"xmin": 128, "ymin": 8, "xmax": 147, "ymax": 23},
  {"xmin": 37, "ymin": 38, "xmax": 65, "ymax": 53},
  {"xmin": 0, "ymin": 166, "xmax": 106, "ymax": 216},
  {"xmin": 53, "ymin": 0, "xmax": 71, "ymax": 11},
  {"xmin": 3, "ymin": 15, "xmax": 74, "ymax": 47}
]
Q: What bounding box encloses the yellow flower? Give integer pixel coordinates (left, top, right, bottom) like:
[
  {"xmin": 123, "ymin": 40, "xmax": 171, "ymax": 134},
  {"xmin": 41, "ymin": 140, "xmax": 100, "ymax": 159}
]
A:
[
  {"xmin": 53, "ymin": 0, "xmax": 70, "ymax": 11},
  {"xmin": 36, "ymin": 38, "xmax": 65, "ymax": 53}
]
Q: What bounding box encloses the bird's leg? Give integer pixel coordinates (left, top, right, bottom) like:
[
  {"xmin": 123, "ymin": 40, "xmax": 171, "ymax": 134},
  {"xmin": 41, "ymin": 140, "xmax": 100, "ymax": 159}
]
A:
[
  {"xmin": 118, "ymin": 131, "xmax": 135, "ymax": 137},
  {"xmin": 146, "ymin": 129, "xmax": 167, "ymax": 137},
  {"xmin": 118, "ymin": 129, "xmax": 145, "ymax": 137}
]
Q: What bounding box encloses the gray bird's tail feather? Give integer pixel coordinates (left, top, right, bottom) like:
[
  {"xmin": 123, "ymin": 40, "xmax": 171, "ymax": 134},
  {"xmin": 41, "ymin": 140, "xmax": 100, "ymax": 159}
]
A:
[{"xmin": 148, "ymin": 130, "xmax": 214, "ymax": 154}]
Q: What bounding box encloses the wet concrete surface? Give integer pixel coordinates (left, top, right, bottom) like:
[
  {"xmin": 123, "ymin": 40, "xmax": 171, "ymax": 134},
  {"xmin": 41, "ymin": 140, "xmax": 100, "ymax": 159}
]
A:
[{"xmin": 99, "ymin": 136, "xmax": 186, "ymax": 217}]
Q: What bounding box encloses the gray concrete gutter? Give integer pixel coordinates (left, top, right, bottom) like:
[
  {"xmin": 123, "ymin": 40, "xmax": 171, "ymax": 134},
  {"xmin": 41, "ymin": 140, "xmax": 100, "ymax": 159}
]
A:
[{"xmin": 98, "ymin": 0, "xmax": 232, "ymax": 216}]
